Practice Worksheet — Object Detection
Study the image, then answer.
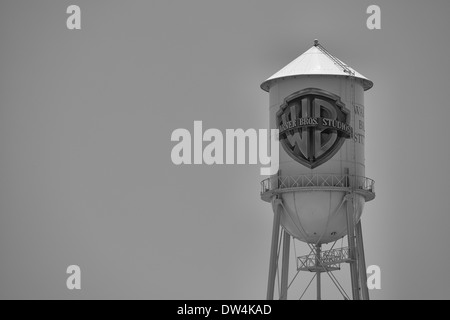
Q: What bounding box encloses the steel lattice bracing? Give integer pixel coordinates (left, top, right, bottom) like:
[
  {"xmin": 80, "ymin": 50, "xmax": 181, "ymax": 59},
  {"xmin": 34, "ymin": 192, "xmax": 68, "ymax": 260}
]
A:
[{"xmin": 297, "ymin": 247, "xmax": 350, "ymax": 273}]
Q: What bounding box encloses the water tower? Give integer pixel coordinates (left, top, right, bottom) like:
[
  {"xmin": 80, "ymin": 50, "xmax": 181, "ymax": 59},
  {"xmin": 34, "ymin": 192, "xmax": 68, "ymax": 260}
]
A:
[{"xmin": 260, "ymin": 40, "xmax": 375, "ymax": 300}]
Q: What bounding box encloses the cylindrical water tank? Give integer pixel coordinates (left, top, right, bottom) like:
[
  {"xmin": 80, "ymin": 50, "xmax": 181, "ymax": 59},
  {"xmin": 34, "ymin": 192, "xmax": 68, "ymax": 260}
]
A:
[{"xmin": 260, "ymin": 41, "xmax": 375, "ymax": 245}]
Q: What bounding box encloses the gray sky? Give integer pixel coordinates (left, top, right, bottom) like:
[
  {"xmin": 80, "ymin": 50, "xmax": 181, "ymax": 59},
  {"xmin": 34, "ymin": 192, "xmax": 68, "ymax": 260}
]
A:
[{"xmin": 0, "ymin": 0, "xmax": 450, "ymax": 299}]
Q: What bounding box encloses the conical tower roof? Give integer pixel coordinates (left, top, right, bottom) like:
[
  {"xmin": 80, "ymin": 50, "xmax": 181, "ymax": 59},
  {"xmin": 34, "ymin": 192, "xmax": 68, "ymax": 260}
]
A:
[{"xmin": 261, "ymin": 40, "xmax": 373, "ymax": 92}]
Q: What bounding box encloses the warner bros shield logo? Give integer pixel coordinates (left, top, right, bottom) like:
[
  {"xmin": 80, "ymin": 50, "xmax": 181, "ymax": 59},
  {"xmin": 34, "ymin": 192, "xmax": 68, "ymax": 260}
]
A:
[{"xmin": 277, "ymin": 88, "xmax": 353, "ymax": 169}]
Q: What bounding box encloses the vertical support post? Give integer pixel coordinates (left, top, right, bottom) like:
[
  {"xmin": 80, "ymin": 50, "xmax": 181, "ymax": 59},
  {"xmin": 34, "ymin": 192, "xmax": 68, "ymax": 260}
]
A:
[
  {"xmin": 280, "ymin": 230, "xmax": 290, "ymax": 300},
  {"xmin": 355, "ymin": 220, "xmax": 370, "ymax": 300},
  {"xmin": 316, "ymin": 244, "xmax": 321, "ymax": 300},
  {"xmin": 267, "ymin": 201, "xmax": 282, "ymax": 300},
  {"xmin": 345, "ymin": 194, "xmax": 360, "ymax": 300}
]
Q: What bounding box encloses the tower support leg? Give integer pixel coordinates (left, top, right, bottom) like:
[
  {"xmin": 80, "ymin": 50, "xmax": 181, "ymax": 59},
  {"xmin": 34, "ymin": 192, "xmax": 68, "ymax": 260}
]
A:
[
  {"xmin": 355, "ymin": 220, "xmax": 370, "ymax": 300},
  {"xmin": 280, "ymin": 230, "xmax": 290, "ymax": 300},
  {"xmin": 316, "ymin": 244, "xmax": 321, "ymax": 300},
  {"xmin": 345, "ymin": 194, "xmax": 360, "ymax": 300},
  {"xmin": 267, "ymin": 203, "xmax": 281, "ymax": 300}
]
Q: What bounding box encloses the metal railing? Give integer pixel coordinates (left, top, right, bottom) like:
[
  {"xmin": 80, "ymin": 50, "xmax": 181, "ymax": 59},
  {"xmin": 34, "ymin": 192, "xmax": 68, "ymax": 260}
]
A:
[
  {"xmin": 261, "ymin": 173, "xmax": 375, "ymax": 194},
  {"xmin": 261, "ymin": 173, "xmax": 375, "ymax": 195},
  {"xmin": 297, "ymin": 247, "xmax": 350, "ymax": 272},
  {"xmin": 316, "ymin": 43, "xmax": 355, "ymax": 76}
]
